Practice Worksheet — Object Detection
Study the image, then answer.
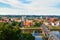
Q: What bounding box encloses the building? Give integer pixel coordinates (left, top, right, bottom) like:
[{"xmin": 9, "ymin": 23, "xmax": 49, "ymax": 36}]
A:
[
  {"xmin": 21, "ymin": 16, "xmax": 26, "ymax": 27},
  {"xmin": 11, "ymin": 18, "xmax": 21, "ymax": 22},
  {"xmin": 24, "ymin": 20, "xmax": 34, "ymax": 27}
]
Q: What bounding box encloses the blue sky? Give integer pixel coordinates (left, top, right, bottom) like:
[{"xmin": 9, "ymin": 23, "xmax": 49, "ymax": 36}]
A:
[
  {"xmin": 0, "ymin": 0, "xmax": 60, "ymax": 15},
  {"xmin": 0, "ymin": 2, "xmax": 11, "ymax": 8},
  {"xmin": 19, "ymin": 0, "xmax": 31, "ymax": 4}
]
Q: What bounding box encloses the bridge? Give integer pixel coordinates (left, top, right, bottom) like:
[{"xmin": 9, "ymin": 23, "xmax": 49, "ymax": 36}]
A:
[
  {"xmin": 20, "ymin": 25, "xmax": 60, "ymax": 40},
  {"xmin": 41, "ymin": 24, "xmax": 60, "ymax": 40}
]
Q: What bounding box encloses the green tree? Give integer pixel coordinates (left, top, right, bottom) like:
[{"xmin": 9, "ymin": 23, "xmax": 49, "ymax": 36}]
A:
[
  {"xmin": 34, "ymin": 22, "xmax": 42, "ymax": 27},
  {"xmin": 0, "ymin": 22, "xmax": 35, "ymax": 40},
  {"xmin": 20, "ymin": 33, "xmax": 35, "ymax": 40},
  {"xmin": 12, "ymin": 22, "xmax": 21, "ymax": 27}
]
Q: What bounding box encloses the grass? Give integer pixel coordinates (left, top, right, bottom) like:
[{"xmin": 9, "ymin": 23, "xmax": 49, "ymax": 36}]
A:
[
  {"xmin": 50, "ymin": 26, "xmax": 60, "ymax": 31},
  {"xmin": 51, "ymin": 26, "xmax": 60, "ymax": 29},
  {"xmin": 52, "ymin": 26, "xmax": 57, "ymax": 29},
  {"xmin": 24, "ymin": 26, "xmax": 40, "ymax": 28}
]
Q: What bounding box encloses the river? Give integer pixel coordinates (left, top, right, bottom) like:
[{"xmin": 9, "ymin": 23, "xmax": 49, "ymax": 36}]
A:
[
  {"xmin": 32, "ymin": 31, "xmax": 43, "ymax": 40},
  {"xmin": 51, "ymin": 31, "xmax": 60, "ymax": 39},
  {"xmin": 32, "ymin": 31, "xmax": 60, "ymax": 40}
]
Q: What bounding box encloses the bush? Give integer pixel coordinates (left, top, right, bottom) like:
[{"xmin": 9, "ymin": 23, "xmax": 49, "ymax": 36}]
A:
[
  {"xmin": 42, "ymin": 36, "xmax": 48, "ymax": 40},
  {"xmin": 34, "ymin": 22, "xmax": 42, "ymax": 27},
  {"xmin": 0, "ymin": 22, "xmax": 35, "ymax": 40},
  {"xmin": 12, "ymin": 22, "xmax": 21, "ymax": 27},
  {"xmin": 20, "ymin": 33, "xmax": 35, "ymax": 40}
]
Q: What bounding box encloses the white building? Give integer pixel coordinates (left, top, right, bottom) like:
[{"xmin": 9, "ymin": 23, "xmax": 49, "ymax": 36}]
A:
[
  {"xmin": 51, "ymin": 22, "xmax": 55, "ymax": 26},
  {"xmin": 51, "ymin": 22, "xmax": 60, "ymax": 26},
  {"xmin": 55, "ymin": 22, "xmax": 59, "ymax": 26},
  {"xmin": 44, "ymin": 22, "xmax": 49, "ymax": 26}
]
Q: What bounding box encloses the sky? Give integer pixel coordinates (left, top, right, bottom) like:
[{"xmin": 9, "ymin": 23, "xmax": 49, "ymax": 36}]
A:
[{"xmin": 0, "ymin": 0, "xmax": 60, "ymax": 15}]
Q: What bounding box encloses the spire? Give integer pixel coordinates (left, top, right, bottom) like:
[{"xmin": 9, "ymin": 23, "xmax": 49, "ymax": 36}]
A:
[{"xmin": 21, "ymin": 15, "xmax": 26, "ymax": 27}]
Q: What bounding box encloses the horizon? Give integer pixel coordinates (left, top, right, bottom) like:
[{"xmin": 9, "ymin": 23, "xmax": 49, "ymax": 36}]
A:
[{"xmin": 0, "ymin": 15, "xmax": 60, "ymax": 16}]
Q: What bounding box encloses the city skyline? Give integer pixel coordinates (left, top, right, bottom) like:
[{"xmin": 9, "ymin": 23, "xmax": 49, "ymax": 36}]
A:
[{"xmin": 0, "ymin": 0, "xmax": 60, "ymax": 15}]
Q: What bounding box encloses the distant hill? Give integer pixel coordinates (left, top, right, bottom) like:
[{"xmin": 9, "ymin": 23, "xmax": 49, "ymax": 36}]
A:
[{"xmin": 0, "ymin": 15, "xmax": 60, "ymax": 19}]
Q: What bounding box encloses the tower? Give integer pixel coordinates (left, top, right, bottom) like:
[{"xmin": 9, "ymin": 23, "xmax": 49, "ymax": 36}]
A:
[
  {"xmin": 21, "ymin": 15, "xmax": 26, "ymax": 27},
  {"xmin": 40, "ymin": 16, "xmax": 43, "ymax": 19}
]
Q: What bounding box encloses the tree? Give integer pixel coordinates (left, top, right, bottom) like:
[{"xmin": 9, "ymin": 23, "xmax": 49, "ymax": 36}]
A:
[
  {"xmin": 34, "ymin": 22, "xmax": 42, "ymax": 27},
  {"xmin": 20, "ymin": 33, "xmax": 35, "ymax": 40},
  {"xmin": 0, "ymin": 22, "xmax": 35, "ymax": 40},
  {"xmin": 12, "ymin": 22, "xmax": 21, "ymax": 27}
]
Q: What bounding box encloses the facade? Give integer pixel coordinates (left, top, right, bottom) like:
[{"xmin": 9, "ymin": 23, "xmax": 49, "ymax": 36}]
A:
[
  {"xmin": 21, "ymin": 16, "xmax": 26, "ymax": 27},
  {"xmin": 24, "ymin": 20, "xmax": 34, "ymax": 27}
]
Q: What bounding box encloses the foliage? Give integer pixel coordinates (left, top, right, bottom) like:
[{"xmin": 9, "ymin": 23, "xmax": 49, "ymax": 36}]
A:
[
  {"xmin": 20, "ymin": 33, "xmax": 35, "ymax": 40},
  {"xmin": 0, "ymin": 22, "xmax": 35, "ymax": 40},
  {"xmin": 12, "ymin": 22, "xmax": 21, "ymax": 27},
  {"xmin": 34, "ymin": 22, "xmax": 42, "ymax": 27},
  {"xmin": 42, "ymin": 36, "xmax": 48, "ymax": 40}
]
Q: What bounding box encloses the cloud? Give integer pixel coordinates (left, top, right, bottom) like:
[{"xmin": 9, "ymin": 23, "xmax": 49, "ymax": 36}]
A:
[{"xmin": 0, "ymin": 0, "xmax": 60, "ymax": 15}]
